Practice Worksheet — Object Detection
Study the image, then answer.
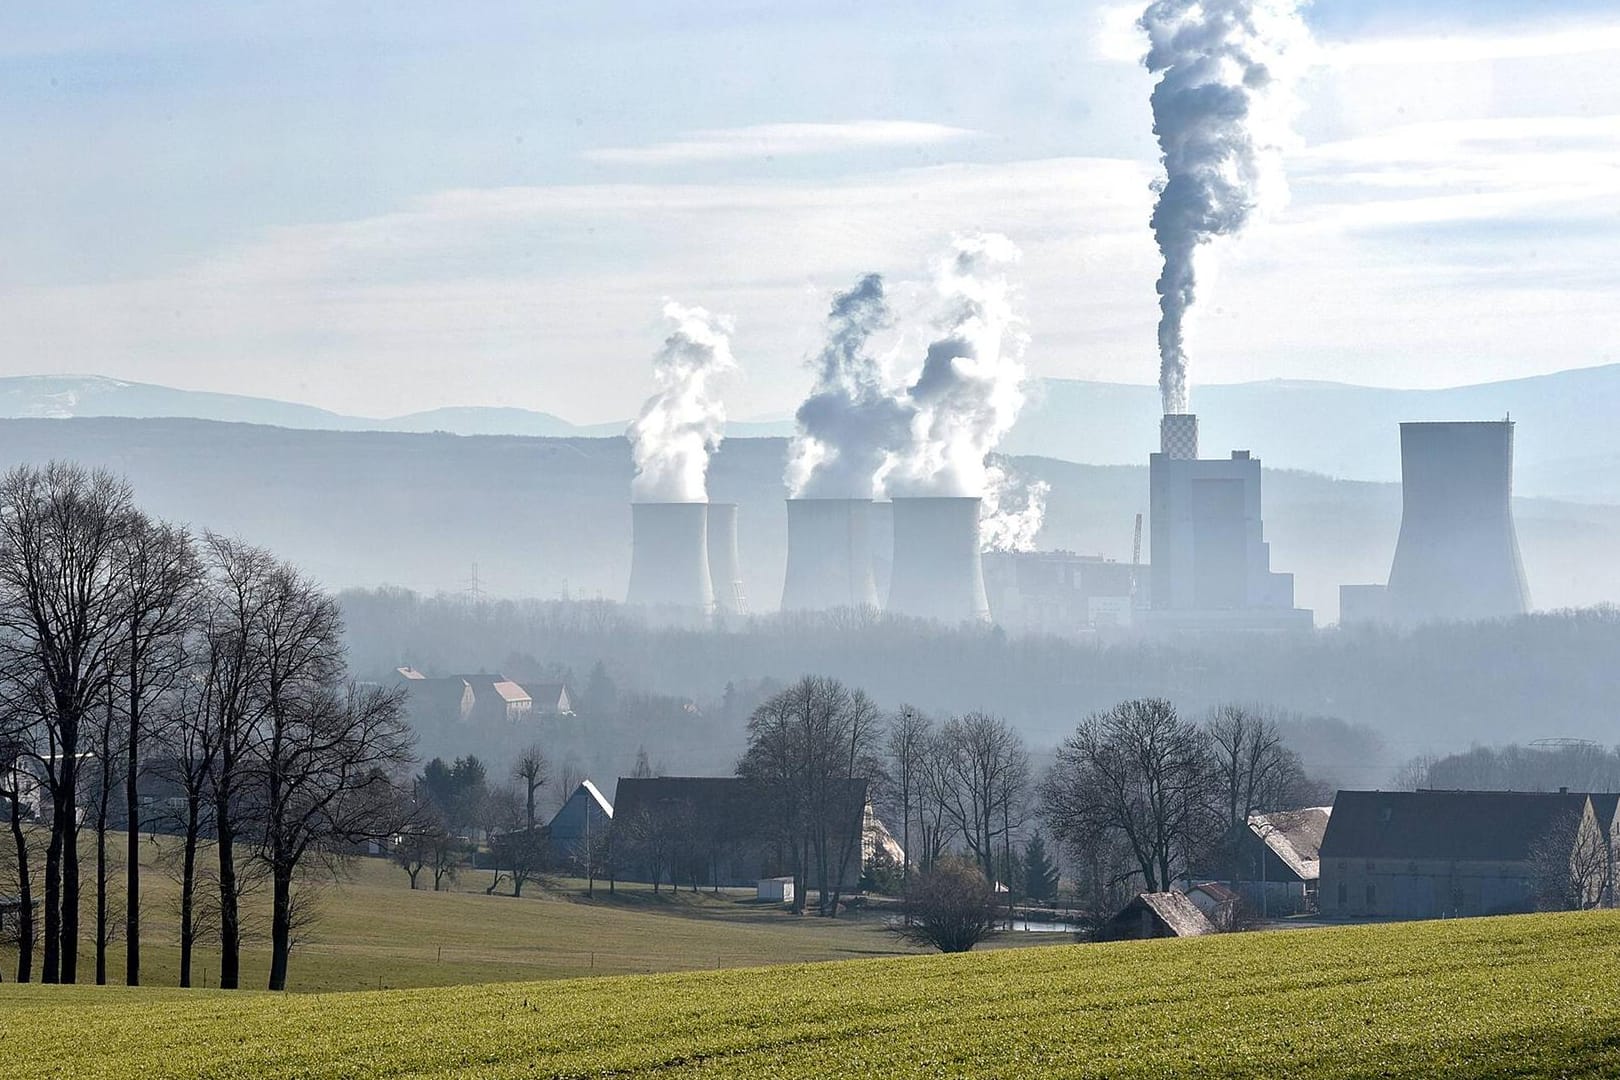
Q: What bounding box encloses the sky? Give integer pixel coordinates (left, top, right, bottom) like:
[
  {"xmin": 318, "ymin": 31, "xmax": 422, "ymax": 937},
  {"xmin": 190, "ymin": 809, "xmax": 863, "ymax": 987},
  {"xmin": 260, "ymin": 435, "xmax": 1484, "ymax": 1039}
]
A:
[{"xmin": 2, "ymin": 1, "xmax": 1618, "ymax": 422}]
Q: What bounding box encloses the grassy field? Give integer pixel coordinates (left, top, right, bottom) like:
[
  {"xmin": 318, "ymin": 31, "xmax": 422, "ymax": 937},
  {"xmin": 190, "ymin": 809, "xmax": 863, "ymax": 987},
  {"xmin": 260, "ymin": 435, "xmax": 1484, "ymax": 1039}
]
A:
[
  {"xmin": 3, "ymin": 911, "xmax": 1619, "ymax": 1077},
  {"xmin": 1, "ymin": 834, "xmax": 1042, "ymax": 991}
]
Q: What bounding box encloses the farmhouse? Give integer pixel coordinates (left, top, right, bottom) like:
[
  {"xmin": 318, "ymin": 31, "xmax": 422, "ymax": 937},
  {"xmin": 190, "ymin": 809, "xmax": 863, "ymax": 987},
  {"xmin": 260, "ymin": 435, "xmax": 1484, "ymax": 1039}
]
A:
[
  {"xmin": 1236, "ymin": 806, "xmax": 1331, "ymax": 915},
  {"xmin": 1184, "ymin": 881, "xmax": 1240, "ymax": 930},
  {"xmin": 1098, "ymin": 891, "xmax": 1216, "ymax": 941},
  {"xmin": 612, "ymin": 776, "xmax": 875, "ymax": 892},
  {"xmin": 547, "ymin": 779, "xmax": 613, "ymax": 865},
  {"xmin": 1318, "ymin": 789, "xmax": 1608, "ymax": 920}
]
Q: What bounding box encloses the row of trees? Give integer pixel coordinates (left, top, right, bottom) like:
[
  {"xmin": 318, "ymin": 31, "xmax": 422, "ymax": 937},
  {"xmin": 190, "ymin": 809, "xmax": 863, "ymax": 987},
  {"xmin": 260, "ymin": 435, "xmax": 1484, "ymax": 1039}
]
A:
[
  {"xmin": 733, "ymin": 675, "xmax": 1322, "ymax": 923},
  {"xmin": 0, "ymin": 463, "xmax": 413, "ymax": 991}
]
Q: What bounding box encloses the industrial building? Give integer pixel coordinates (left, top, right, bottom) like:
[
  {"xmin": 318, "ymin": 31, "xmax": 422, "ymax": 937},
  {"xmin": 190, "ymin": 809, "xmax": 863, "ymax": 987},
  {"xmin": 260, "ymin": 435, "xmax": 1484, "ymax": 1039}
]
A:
[
  {"xmin": 885, "ymin": 496, "xmax": 991, "ymax": 624},
  {"xmin": 780, "ymin": 497, "xmax": 880, "ymax": 612},
  {"xmin": 625, "ymin": 500, "xmax": 750, "ymax": 626},
  {"xmin": 1146, "ymin": 414, "xmax": 1311, "ymax": 631},
  {"xmin": 1339, "ymin": 420, "xmax": 1532, "ymax": 626},
  {"xmin": 981, "ymin": 550, "xmax": 1137, "ymax": 634}
]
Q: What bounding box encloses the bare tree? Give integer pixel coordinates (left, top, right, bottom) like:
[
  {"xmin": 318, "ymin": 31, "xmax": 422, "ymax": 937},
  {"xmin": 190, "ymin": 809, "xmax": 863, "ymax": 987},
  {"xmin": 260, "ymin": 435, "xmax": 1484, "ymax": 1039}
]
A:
[
  {"xmin": 0, "ymin": 463, "xmax": 135, "ymax": 984},
  {"xmin": 89, "ymin": 693, "xmax": 125, "ymax": 985},
  {"xmin": 0, "ymin": 725, "xmax": 36, "ymax": 982},
  {"xmin": 155, "ymin": 668, "xmax": 217, "ymax": 988},
  {"xmin": 113, "ymin": 515, "xmax": 197, "ymax": 987},
  {"xmin": 914, "ymin": 730, "xmax": 958, "ymax": 872},
  {"xmin": 738, "ymin": 676, "xmax": 882, "ymax": 917},
  {"xmin": 512, "ymin": 743, "xmax": 550, "ymax": 834},
  {"xmin": 1531, "ymin": 809, "xmax": 1610, "ymax": 912},
  {"xmin": 936, "ymin": 712, "xmax": 1029, "ymax": 886},
  {"xmin": 884, "ymin": 706, "xmax": 932, "ymax": 882},
  {"xmin": 256, "ymin": 678, "xmax": 414, "ymax": 991},
  {"xmin": 479, "ymin": 785, "xmax": 522, "ymax": 895},
  {"xmin": 1041, "ymin": 698, "xmax": 1216, "ymax": 892}
]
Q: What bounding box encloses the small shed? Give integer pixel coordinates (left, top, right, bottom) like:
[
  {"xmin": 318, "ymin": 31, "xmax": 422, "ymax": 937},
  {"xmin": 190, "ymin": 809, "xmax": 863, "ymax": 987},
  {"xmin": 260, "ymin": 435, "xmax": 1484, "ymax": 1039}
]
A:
[
  {"xmin": 1098, "ymin": 891, "xmax": 1216, "ymax": 941},
  {"xmin": 1184, "ymin": 881, "xmax": 1240, "ymax": 930},
  {"xmin": 757, "ymin": 877, "xmax": 795, "ymax": 905}
]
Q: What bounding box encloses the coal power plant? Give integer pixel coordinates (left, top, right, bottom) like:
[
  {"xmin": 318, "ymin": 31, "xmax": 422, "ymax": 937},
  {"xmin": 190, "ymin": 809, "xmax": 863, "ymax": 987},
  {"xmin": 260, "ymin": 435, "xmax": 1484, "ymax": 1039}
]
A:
[
  {"xmin": 1381, "ymin": 420, "xmax": 1531, "ymax": 624},
  {"xmin": 1147, "ymin": 413, "xmax": 1311, "ymax": 632},
  {"xmin": 706, "ymin": 501, "xmax": 747, "ymax": 616},
  {"xmin": 886, "ymin": 496, "xmax": 991, "ymax": 624},
  {"xmin": 780, "ymin": 498, "xmax": 880, "ymax": 612},
  {"xmin": 625, "ymin": 501, "xmax": 715, "ymax": 620}
]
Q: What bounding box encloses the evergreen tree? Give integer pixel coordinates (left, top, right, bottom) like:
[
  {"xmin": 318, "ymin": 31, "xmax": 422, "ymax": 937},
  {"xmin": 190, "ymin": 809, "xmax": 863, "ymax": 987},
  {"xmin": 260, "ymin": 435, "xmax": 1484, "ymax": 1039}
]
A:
[{"xmin": 1023, "ymin": 831, "xmax": 1060, "ymax": 902}]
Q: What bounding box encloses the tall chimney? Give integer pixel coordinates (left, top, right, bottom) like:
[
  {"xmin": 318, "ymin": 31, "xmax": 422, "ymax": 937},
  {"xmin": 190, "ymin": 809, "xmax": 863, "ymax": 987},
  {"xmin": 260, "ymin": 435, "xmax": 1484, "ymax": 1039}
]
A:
[
  {"xmin": 706, "ymin": 502, "xmax": 747, "ymax": 616},
  {"xmin": 625, "ymin": 502, "xmax": 715, "ymax": 618},
  {"xmin": 1385, "ymin": 420, "xmax": 1530, "ymax": 624},
  {"xmin": 781, "ymin": 498, "xmax": 879, "ymax": 611},
  {"xmin": 887, "ymin": 496, "xmax": 990, "ymax": 624},
  {"xmin": 1160, "ymin": 413, "xmax": 1199, "ymax": 460}
]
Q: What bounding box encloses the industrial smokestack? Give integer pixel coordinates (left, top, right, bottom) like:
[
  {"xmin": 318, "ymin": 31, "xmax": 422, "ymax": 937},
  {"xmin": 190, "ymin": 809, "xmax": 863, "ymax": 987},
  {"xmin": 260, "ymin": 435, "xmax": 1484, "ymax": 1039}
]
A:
[
  {"xmin": 1160, "ymin": 413, "xmax": 1199, "ymax": 460},
  {"xmin": 1386, "ymin": 421, "xmax": 1530, "ymax": 624},
  {"xmin": 706, "ymin": 502, "xmax": 747, "ymax": 616},
  {"xmin": 625, "ymin": 502, "xmax": 714, "ymax": 619},
  {"xmin": 781, "ymin": 499, "xmax": 880, "ymax": 612},
  {"xmin": 886, "ymin": 496, "xmax": 990, "ymax": 624}
]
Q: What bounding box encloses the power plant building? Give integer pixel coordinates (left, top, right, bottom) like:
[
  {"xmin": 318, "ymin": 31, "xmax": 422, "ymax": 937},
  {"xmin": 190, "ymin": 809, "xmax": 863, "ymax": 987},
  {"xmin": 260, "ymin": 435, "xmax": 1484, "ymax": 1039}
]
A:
[
  {"xmin": 625, "ymin": 501, "xmax": 715, "ymax": 625},
  {"xmin": 886, "ymin": 496, "xmax": 991, "ymax": 625},
  {"xmin": 1384, "ymin": 420, "xmax": 1529, "ymax": 624},
  {"xmin": 780, "ymin": 498, "xmax": 880, "ymax": 612},
  {"xmin": 982, "ymin": 551, "xmax": 1137, "ymax": 634},
  {"xmin": 1147, "ymin": 414, "xmax": 1311, "ymax": 631}
]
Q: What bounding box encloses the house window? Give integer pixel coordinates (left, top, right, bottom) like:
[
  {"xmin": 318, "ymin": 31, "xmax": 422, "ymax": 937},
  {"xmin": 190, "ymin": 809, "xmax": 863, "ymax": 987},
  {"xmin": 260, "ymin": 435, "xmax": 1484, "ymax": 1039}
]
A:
[
  {"xmin": 1365, "ymin": 883, "xmax": 1377, "ymax": 911},
  {"xmin": 1337, "ymin": 881, "xmax": 1347, "ymax": 906}
]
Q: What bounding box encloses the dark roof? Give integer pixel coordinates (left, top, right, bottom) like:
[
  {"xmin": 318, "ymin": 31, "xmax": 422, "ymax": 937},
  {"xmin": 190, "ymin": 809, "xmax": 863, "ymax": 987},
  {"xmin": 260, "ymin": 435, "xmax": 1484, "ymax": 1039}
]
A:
[
  {"xmin": 613, "ymin": 775, "xmax": 868, "ymax": 841},
  {"xmin": 1587, "ymin": 793, "xmax": 1620, "ymax": 841},
  {"xmin": 1320, "ymin": 790, "xmax": 1593, "ymax": 862}
]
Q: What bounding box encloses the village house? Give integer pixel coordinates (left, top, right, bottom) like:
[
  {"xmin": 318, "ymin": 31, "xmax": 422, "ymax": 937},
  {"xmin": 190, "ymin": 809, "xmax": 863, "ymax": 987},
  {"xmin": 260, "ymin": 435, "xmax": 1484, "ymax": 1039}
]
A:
[
  {"xmin": 546, "ymin": 779, "xmax": 613, "ymax": 866},
  {"xmin": 1318, "ymin": 789, "xmax": 1611, "ymax": 920}
]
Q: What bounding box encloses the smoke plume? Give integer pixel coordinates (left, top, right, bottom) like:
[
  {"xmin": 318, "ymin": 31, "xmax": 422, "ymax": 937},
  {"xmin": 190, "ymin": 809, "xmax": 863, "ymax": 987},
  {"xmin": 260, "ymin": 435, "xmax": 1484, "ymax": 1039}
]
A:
[
  {"xmin": 786, "ymin": 274, "xmax": 909, "ymax": 500},
  {"xmin": 1141, "ymin": 0, "xmax": 1306, "ymax": 415},
  {"xmin": 627, "ymin": 301, "xmax": 735, "ymax": 502},
  {"xmin": 980, "ymin": 462, "xmax": 1050, "ymax": 553},
  {"xmin": 886, "ymin": 232, "xmax": 1029, "ymax": 498}
]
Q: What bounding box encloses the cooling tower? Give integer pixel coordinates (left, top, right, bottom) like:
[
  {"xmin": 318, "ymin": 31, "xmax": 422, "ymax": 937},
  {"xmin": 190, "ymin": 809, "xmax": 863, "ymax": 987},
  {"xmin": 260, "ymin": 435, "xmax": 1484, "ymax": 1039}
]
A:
[
  {"xmin": 706, "ymin": 502, "xmax": 747, "ymax": 616},
  {"xmin": 1385, "ymin": 420, "xmax": 1530, "ymax": 624},
  {"xmin": 886, "ymin": 496, "xmax": 990, "ymax": 624},
  {"xmin": 625, "ymin": 502, "xmax": 715, "ymax": 617},
  {"xmin": 780, "ymin": 498, "xmax": 880, "ymax": 611}
]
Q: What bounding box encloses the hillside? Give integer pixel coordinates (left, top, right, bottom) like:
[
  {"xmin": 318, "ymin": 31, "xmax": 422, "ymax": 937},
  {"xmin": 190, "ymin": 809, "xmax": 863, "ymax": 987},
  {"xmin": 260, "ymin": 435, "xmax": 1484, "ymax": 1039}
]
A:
[
  {"xmin": 4, "ymin": 912, "xmax": 1618, "ymax": 1078},
  {"xmin": 11, "ymin": 366, "xmax": 1620, "ymax": 498},
  {"xmin": 1, "ymin": 417, "xmax": 1618, "ymax": 622}
]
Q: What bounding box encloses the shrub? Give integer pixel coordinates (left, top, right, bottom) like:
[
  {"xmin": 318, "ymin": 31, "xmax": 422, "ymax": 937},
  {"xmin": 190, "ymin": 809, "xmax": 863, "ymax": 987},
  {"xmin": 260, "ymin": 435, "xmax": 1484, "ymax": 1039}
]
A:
[{"xmin": 895, "ymin": 858, "xmax": 1000, "ymax": 953}]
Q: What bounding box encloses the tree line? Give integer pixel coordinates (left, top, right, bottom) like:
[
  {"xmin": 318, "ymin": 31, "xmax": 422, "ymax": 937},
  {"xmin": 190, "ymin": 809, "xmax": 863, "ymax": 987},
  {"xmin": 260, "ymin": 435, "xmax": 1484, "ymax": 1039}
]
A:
[
  {"xmin": 0, "ymin": 463, "xmax": 413, "ymax": 991},
  {"xmin": 724, "ymin": 676, "xmax": 1325, "ymax": 926}
]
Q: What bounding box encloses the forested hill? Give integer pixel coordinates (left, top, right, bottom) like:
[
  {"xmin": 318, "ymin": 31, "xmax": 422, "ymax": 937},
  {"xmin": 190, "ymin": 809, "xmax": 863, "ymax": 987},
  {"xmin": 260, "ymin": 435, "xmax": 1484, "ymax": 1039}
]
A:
[{"xmin": 0, "ymin": 417, "xmax": 1618, "ymax": 621}]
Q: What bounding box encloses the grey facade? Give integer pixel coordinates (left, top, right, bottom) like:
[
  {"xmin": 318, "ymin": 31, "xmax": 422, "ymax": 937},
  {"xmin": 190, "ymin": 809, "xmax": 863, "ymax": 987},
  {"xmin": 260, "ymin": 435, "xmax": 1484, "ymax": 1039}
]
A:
[
  {"xmin": 1319, "ymin": 790, "xmax": 1603, "ymax": 920},
  {"xmin": 1147, "ymin": 413, "xmax": 1310, "ymax": 631},
  {"xmin": 780, "ymin": 498, "xmax": 880, "ymax": 612},
  {"xmin": 886, "ymin": 496, "xmax": 990, "ymax": 625},
  {"xmin": 625, "ymin": 501, "xmax": 715, "ymax": 621}
]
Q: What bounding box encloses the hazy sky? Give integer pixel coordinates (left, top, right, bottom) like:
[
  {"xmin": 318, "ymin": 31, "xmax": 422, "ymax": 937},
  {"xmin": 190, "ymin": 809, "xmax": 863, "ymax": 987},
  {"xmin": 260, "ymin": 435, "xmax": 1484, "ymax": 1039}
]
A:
[{"xmin": 3, "ymin": 1, "xmax": 1618, "ymax": 421}]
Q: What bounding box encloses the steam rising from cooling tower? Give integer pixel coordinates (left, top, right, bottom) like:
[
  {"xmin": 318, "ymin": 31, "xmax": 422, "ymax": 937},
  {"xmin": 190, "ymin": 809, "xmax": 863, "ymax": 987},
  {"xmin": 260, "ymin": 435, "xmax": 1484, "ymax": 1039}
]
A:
[
  {"xmin": 887, "ymin": 233, "xmax": 1029, "ymax": 499},
  {"xmin": 786, "ymin": 274, "xmax": 907, "ymax": 501},
  {"xmin": 980, "ymin": 463, "xmax": 1050, "ymax": 553},
  {"xmin": 627, "ymin": 302, "xmax": 736, "ymax": 502},
  {"xmin": 1140, "ymin": 0, "xmax": 1306, "ymax": 415}
]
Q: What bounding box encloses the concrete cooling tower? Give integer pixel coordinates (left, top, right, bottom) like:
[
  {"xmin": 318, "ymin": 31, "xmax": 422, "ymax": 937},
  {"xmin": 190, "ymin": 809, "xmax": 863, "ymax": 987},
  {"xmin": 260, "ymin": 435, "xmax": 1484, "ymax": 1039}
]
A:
[
  {"xmin": 780, "ymin": 498, "xmax": 880, "ymax": 611},
  {"xmin": 1385, "ymin": 420, "xmax": 1530, "ymax": 624},
  {"xmin": 706, "ymin": 502, "xmax": 747, "ymax": 616},
  {"xmin": 886, "ymin": 496, "xmax": 990, "ymax": 624},
  {"xmin": 625, "ymin": 502, "xmax": 715, "ymax": 618}
]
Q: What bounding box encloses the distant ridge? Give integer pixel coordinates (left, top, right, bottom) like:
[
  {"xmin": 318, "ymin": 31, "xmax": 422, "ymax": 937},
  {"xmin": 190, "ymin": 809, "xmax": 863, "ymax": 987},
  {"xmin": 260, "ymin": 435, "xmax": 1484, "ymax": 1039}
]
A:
[{"xmin": 4, "ymin": 368, "xmax": 1620, "ymax": 499}]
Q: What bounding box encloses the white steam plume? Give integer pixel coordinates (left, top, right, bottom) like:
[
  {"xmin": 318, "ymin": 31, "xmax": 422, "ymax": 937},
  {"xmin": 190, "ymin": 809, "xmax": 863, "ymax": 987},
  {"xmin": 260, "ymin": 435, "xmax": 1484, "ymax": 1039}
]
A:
[
  {"xmin": 627, "ymin": 301, "xmax": 735, "ymax": 502},
  {"xmin": 786, "ymin": 273, "xmax": 909, "ymax": 500},
  {"xmin": 886, "ymin": 232, "xmax": 1029, "ymax": 498},
  {"xmin": 980, "ymin": 462, "xmax": 1050, "ymax": 553},
  {"xmin": 1141, "ymin": 0, "xmax": 1307, "ymax": 415}
]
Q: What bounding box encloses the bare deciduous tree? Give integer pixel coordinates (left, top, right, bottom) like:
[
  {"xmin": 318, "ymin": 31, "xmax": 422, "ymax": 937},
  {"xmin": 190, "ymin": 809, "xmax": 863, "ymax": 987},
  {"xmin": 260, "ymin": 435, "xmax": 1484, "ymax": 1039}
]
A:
[
  {"xmin": 1531, "ymin": 809, "xmax": 1610, "ymax": 912},
  {"xmin": 0, "ymin": 463, "xmax": 136, "ymax": 984},
  {"xmin": 936, "ymin": 712, "xmax": 1028, "ymax": 887},
  {"xmin": 884, "ymin": 706, "xmax": 932, "ymax": 882},
  {"xmin": 512, "ymin": 743, "xmax": 550, "ymax": 833},
  {"xmin": 1041, "ymin": 698, "xmax": 1216, "ymax": 892},
  {"xmin": 893, "ymin": 857, "xmax": 1000, "ymax": 954}
]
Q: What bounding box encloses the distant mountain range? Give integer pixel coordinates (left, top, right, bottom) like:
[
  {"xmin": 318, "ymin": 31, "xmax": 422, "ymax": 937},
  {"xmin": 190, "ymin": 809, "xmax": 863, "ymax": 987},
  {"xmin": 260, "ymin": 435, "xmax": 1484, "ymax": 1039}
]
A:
[{"xmin": 4, "ymin": 368, "xmax": 1620, "ymax": 500}]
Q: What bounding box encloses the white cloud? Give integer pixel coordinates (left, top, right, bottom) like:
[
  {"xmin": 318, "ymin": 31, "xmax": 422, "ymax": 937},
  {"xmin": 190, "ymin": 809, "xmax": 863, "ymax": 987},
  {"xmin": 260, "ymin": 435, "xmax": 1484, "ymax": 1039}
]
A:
[
  {"xmin": 582, "ymin": 121, "xmax": 980, "ymax": 165},
  {"xmin": 1322, "ymin": 22, "xmax": 1620, "ymax": 67}
]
